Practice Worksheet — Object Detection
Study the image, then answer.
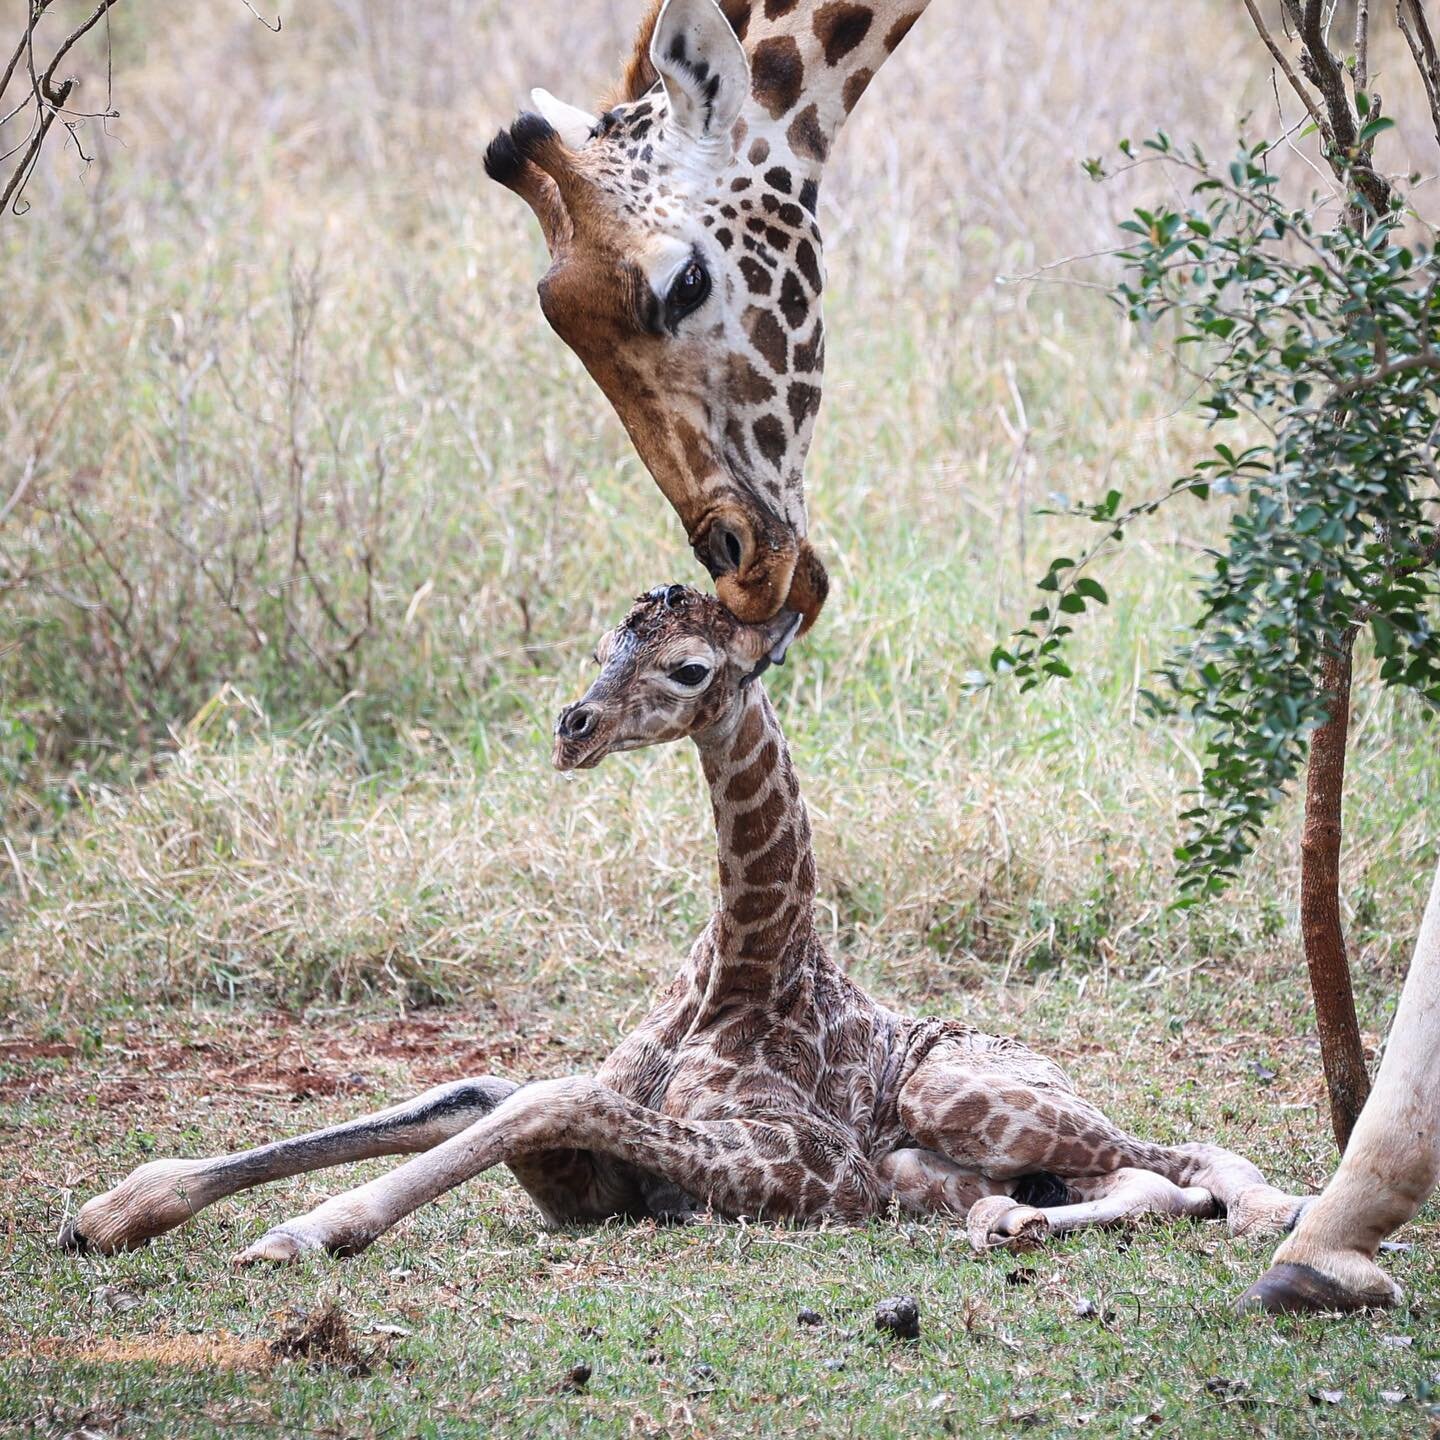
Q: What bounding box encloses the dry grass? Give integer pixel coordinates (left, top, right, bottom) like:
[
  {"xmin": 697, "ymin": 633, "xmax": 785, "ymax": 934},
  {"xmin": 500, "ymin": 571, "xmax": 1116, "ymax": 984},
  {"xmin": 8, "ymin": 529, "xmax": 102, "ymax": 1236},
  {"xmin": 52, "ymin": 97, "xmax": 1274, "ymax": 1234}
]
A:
[{"xmin": 2, "ymin": 1, "xmax": 1440, "ymax": 1018}]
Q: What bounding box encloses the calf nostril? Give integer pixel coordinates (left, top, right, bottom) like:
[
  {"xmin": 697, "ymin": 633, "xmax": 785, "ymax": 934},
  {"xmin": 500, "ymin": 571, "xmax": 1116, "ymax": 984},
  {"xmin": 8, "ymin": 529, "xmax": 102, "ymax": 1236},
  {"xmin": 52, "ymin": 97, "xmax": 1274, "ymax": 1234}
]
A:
[
  {"xmin": 710, "ymin": 524, "xmax": 745, "ymax": 574},
  {"xmin": 561, "ymin": 705, "xmax": 594, "ymax": 740}
]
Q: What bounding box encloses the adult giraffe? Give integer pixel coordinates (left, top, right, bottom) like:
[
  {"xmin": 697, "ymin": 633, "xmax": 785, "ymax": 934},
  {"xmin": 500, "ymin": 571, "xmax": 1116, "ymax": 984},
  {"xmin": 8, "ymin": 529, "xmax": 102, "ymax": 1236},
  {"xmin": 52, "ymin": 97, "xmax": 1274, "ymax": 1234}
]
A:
[{"xmin": 484, "ymin": 0, "xmax": 929, "ymax": 634}]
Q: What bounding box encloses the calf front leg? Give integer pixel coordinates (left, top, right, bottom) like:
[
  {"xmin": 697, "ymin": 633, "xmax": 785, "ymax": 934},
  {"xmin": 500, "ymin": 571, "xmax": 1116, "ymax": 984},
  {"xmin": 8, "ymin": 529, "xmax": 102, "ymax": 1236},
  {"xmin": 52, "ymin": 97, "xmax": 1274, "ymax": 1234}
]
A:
[
  {"xmin": 237, "ymin": 1076, "xmax": 884, "ymax": 1264},
  {"xmin": 61, "ymin": 1076, "xmax": 518, "ymax": 1254}
]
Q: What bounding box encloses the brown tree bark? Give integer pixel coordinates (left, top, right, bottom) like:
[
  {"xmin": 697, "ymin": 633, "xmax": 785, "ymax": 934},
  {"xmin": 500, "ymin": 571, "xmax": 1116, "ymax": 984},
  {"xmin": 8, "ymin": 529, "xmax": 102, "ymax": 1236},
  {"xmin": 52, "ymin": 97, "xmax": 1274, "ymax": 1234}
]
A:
[{"xmin": 1300, "ymin": 634, "xmax": 1371, "ymax": 1151}]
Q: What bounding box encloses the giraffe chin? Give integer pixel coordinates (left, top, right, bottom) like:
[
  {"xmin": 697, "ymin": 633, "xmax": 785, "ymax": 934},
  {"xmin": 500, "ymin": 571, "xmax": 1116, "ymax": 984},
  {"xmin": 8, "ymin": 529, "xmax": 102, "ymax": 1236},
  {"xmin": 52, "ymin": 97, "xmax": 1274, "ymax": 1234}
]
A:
[{"xmin": 715, "ymin": 539, "xmax": 829, "ymax": 636}]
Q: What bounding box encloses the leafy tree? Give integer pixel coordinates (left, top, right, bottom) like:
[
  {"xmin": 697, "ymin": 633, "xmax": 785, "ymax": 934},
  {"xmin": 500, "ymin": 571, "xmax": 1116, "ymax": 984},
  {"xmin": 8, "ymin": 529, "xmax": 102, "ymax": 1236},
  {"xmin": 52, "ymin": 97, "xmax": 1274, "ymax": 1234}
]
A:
[{"xmin": 993, "ymin": 97, "xmax": 1440, "ymax": 1147}]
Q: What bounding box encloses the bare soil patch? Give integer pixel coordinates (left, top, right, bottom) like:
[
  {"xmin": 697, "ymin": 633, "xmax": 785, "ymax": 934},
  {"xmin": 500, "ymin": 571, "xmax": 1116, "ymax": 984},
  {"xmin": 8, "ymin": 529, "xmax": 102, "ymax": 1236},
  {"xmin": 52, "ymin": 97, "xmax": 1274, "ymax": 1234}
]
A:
[{"xmin": 0, "ymin": 1004, "xmax": 570, "ymax": 1109}]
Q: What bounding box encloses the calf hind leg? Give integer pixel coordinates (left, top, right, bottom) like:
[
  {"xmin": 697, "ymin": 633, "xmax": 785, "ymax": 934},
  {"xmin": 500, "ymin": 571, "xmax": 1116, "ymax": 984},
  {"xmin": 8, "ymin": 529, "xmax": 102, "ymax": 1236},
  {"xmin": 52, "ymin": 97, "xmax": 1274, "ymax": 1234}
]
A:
[
  {"xmin": 61, "ymin": 1076, "xmax": 518, "ymax": 1255},
  {"xmin": 898, "ymin": 1055, "xmax": 1305, "ymax": 1246},
  {"xmin": 236, "ymin": 1076, "xmax": 883, "ymax": 1264},
  {"xmin": 966, "ymin": 1169, "xmax": 1217, "ymax": 1251}
]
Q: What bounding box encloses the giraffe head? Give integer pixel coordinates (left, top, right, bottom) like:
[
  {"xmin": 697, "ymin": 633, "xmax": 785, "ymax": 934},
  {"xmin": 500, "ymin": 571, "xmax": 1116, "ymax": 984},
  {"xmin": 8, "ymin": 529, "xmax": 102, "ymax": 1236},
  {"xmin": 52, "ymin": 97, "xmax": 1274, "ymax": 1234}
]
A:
[
  {"xmin": 486, "ymin": 0, "xmax": 919, "ymax": 632},
  {"xmin": 554, "ymin": 583, "xmax": 796, "ymax": 768}
]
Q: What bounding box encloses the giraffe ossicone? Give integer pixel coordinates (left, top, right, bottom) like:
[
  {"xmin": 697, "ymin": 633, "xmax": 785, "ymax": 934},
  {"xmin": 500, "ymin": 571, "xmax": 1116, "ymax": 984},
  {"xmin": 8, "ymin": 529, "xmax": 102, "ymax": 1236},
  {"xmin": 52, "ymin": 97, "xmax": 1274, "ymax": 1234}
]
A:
[
  {"xmin": 63, "ymin": 587, "xmax": 1308, "ymax": 1265},
  {"xmin": 484, "ymin": 0, "xmax": 930, "ymax": 632}
]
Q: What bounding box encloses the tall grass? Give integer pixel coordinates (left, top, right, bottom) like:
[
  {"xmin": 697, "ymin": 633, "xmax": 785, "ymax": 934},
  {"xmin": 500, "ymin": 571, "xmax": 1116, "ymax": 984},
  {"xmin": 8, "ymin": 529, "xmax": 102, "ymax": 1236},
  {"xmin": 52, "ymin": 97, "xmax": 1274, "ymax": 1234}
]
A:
[{"xmin": 1, "ymin": 0, "xmax": 1438, "ymax": 1016}]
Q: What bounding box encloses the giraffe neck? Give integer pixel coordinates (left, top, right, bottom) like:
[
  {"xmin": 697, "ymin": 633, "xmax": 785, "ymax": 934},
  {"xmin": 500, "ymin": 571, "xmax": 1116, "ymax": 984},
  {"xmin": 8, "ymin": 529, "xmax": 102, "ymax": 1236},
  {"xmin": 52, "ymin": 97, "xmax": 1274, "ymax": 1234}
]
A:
[
  {"xmin": 741, "ymin": 0, "xmax": 932, "ymax": 180},
  {"xmin": 694, "ymin": 682, "xmax": 816, "ymax": 992}
]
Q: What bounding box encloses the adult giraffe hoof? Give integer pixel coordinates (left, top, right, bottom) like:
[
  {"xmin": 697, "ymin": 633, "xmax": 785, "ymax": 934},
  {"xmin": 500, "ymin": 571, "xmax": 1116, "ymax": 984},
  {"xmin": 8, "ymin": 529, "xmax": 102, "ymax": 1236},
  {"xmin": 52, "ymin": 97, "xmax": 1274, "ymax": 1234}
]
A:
[
  {"xmin": 966, "ymin": 1195, "xmax": 1049, "ymax": 1252},
  {"xmin": 1237, "ymin": 1261, "xmax": 1400, "ymax": 1314}
]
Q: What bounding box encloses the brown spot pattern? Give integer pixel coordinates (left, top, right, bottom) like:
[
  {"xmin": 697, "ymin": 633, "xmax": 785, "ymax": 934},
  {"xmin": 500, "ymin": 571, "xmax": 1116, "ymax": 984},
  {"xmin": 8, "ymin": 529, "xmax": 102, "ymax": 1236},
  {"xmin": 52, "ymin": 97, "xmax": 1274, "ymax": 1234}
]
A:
[
  {"xmin": 751, "ymin": 35, "xmax": 805, "ymax": 119},
  {"xmin": 813, "ymin": 2, "xmax": 873, "ymax": 64},
  {"xmin": 786, "ymin": 104, "xmax": 829, "ymax": 162},
  {"xmin": 745, "ymin": 307, "xmax": 789, "ymax": 373},
  {"xmin": 842, "ymin": 67, "xmax": 873, "ymax": 113},
  {"xmin": 885, "ymin": 10, "xmax": 923, "ymax": 51}
]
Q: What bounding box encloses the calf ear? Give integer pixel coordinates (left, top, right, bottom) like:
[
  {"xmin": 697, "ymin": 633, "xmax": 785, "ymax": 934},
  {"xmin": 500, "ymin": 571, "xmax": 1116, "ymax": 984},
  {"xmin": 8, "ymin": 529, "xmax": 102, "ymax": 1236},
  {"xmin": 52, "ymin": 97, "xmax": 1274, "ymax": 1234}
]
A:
[
  {"xmin": 732, "ymin": 610, "xmax": 803, "ymax": 686},
  {"xmin": 649, "ymin": 0, "xmax": 750, "ymax": 147}
]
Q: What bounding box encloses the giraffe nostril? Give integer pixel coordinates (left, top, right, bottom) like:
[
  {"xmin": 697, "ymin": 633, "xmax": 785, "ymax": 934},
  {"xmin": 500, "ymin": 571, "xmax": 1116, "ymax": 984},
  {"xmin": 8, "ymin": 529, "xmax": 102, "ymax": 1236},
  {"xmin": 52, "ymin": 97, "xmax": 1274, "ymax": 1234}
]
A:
[
  {"xmin": 710, "ymin": 524, "xmax": 745, "ymax": 574},
  {"xmin": 561, "ymin": 705, "xmax": 595, "ymax": 740}
]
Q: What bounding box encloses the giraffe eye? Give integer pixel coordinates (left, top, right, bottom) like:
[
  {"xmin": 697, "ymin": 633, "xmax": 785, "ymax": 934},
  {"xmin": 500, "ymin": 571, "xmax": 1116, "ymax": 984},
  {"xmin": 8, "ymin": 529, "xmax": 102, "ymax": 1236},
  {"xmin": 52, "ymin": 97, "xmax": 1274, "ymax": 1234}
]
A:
[
  {"xmin": 669, "ymin": 661, "xmax": 710, "ymax": 688},
  {"xmin": 666, "ymin": 257, "xmax": 710, "ymax": 326}
]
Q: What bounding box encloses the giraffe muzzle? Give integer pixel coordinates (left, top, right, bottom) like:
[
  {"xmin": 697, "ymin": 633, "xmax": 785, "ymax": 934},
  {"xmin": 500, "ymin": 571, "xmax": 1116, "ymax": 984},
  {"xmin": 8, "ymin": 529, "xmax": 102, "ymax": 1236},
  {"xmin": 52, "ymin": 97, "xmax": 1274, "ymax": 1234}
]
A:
[
  {"xmin": 696, "ymin": 507, "xmax": 829, "ymax": 635},
  {"xmin": 553, "ymin": 700, "xmax": 608, "ymax": 771}
]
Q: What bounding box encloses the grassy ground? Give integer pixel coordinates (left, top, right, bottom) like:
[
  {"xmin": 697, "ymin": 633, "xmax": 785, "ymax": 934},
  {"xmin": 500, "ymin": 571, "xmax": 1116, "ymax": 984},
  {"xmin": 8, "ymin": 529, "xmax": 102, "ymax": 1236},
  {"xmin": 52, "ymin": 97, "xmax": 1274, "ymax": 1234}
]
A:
[
  {"xmin": 3, "ymin": 978, "xmax": 1440, "ymax": 1439},
  {"xmin": 4, "ymin": 1, "xmax": 1440, "ymax": 1435}
]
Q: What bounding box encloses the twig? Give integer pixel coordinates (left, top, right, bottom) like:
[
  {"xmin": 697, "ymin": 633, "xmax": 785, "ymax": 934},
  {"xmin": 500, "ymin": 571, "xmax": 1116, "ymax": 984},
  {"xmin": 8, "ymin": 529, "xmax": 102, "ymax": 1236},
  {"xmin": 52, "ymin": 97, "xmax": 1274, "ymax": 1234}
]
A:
[
  {"xmin": 1355, "ymin": 0, "xmax": 1371, "ymax": 92},
  {"xmin": 239, "ymin": 1, "xmax": 282, "ymax": 32},
  {"xmin": 1398, "ymin": 0, "xmax": 1440, "ymax": 152},
  {"xmin": 1242, "ymin": 0, "xmax": 1330, "ymax": 141},
  {"xmin": 0, "ymin": 74, "xmax": 71, "ymax": 214}
]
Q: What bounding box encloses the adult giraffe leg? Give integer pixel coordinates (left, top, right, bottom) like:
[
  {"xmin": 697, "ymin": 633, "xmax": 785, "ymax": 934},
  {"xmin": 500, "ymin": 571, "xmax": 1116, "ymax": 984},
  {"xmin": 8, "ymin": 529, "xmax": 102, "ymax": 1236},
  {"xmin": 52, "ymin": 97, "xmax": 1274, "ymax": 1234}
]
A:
[
  {"xmin": 236, "ymin": 1075, "xmax": 883, "ymax": 1264},
  {"xmin": 61, "ymin": 1076, "xmax": 519, "ymax": 1254},
  {"xmin": 896, "ymin": 1048, "xmax": 1305, "ymax": 1245},
  {"xmin": 1241, "ymin": 855, "xmax": 1440, "ymax": 1313}
]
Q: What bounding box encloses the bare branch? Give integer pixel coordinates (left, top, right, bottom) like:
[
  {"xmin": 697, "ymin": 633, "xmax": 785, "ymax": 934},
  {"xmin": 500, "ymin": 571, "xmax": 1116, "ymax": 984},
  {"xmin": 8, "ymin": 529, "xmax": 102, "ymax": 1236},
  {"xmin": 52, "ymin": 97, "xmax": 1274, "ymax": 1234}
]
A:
[
  {"xmin": 1243, "ymin": 0, "xmax": 1332, "ymax": 142},
  {"xmin": 1249, "ymin": 0, "xmax": 1394, "ymax": 222},
  {"xmin": 3, "ymin": 1, "xmax": 280, "ymax": 218},
  {"xmin": 1398, "ymin": 0, "xmax": 1440, "ymax": 152},
  {"xmin": 0, "ymin": 73, "xmax": 72, "ymax": 215}
]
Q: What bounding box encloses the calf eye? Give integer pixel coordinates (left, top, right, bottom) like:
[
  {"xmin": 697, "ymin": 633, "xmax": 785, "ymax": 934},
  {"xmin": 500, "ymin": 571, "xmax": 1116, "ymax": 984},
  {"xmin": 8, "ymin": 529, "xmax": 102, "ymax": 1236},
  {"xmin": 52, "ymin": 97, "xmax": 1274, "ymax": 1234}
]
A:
[{"xmin": 670, "ymin": 662, "xmax": 710, "ymax": 687}]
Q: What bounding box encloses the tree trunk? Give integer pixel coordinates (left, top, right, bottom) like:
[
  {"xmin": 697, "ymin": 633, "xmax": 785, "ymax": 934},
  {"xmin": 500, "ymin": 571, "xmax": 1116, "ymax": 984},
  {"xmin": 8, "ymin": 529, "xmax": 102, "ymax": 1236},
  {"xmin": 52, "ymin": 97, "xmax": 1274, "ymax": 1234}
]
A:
[{"xmin": 1300, "ymin": 635, "xmax": 1371, "ymax": 1151}]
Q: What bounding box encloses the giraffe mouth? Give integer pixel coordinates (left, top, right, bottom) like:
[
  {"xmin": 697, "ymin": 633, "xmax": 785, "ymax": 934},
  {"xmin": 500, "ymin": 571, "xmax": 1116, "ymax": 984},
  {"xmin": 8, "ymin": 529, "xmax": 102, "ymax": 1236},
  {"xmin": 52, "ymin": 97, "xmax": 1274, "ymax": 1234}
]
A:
[{"xmin": 698, "ymin": 508, "xmax": 829, "ymax": 636}]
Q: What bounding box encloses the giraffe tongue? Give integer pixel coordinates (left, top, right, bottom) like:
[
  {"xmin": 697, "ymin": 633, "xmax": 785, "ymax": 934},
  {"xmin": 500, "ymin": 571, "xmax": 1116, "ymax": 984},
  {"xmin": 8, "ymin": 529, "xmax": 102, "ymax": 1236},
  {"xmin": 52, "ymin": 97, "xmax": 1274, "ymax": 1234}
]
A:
[
  {"xmin": 741, "ymin": 611, "xmax": 803, "ymax": 687},
  {"xmin": 767, "ymin": 611, "xmax": 803, "ymax": 664}
]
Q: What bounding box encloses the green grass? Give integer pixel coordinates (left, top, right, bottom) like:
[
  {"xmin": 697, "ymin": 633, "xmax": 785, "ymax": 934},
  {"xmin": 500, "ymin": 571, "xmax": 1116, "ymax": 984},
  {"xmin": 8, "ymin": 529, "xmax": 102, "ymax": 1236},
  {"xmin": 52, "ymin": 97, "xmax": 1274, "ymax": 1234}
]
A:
[{"xmin": 3, "ymin": 986, "xmax": 1440, "ymax": 1439}]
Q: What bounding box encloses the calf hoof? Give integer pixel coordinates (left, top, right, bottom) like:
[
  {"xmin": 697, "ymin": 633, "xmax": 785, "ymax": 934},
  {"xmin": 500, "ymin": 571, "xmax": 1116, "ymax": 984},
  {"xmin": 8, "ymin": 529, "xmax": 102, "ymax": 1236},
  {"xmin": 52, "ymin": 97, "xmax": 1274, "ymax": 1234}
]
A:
[
  {"xmin": 235, "ymin": 1204, "xmax": 377, "ymax": 1266},
  {"xmin": 967, "ymin": 1195, "xmax": 1049, "ymax": 1253},
  {"xmin": 1237, "ymin": 1260, "xmax": 1400, "ymax": 1314},
  {"xmin": 59, "ymin": 1159, "xmax": 209, "ymax": 1255},
  {"xmin": 56, "ymin": 1220, "xmax": 91, "ymax": 1254},
  {"xmin": 236, "ymin": 1227, "xmax": 322, "ymax": 1267},
  {"xmin": 1226, "ymin": 1186, "xmax": 1310, "ymax": 1239}
]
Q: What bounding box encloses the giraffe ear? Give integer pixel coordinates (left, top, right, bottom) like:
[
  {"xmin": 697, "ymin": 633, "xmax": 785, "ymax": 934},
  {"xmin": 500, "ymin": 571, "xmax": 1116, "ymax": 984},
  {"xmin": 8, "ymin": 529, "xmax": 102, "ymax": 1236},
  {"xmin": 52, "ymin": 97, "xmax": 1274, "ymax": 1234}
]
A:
[
  {"xmin": 530, "ymin": 88, "xmax": 599, "ymax": 151},
  {"xmin": 649, "ymin": 0, "xmax": 750, "ymax": 148}
]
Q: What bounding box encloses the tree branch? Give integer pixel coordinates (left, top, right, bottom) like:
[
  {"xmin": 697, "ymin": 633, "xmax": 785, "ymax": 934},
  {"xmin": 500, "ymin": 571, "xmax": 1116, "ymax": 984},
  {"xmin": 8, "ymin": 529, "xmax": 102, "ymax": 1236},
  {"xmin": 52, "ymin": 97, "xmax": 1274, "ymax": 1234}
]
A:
[
  {"xmin": 1243, "ymin": 0, "xmax": 1332, "ymax": 141},
  {"xmin": 1398, "ymin": 0, "xmax": 1440, "ymax": 152}
]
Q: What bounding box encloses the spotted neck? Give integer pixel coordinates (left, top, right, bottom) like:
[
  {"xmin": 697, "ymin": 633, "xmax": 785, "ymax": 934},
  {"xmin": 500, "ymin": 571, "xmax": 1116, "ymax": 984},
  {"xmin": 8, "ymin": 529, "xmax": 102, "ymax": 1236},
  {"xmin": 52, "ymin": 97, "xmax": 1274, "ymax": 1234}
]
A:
[
  {"xmin": 741, "ymin": 0, "xmax": 932, "ymax": 180},
  {"xmin": 694, "ymin": 682, "xmax": 816, "ymax": 991}
]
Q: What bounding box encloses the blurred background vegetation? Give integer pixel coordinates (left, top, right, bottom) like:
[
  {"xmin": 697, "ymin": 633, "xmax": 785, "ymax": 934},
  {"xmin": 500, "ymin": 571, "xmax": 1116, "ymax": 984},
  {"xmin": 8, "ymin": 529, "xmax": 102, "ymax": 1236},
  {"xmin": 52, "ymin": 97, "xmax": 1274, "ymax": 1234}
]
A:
[{"xmin": 1, "ymin": 0, "xmax": 1437, "ymax": 1023}]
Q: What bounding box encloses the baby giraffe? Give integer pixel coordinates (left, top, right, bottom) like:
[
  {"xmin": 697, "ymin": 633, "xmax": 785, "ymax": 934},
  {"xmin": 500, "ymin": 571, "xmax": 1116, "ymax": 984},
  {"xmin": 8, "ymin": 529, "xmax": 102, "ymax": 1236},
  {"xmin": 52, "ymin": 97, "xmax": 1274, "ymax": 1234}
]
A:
[{"xmin": 64, "ymin": 586, "xmax": 1305, "ymax": 1264}]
